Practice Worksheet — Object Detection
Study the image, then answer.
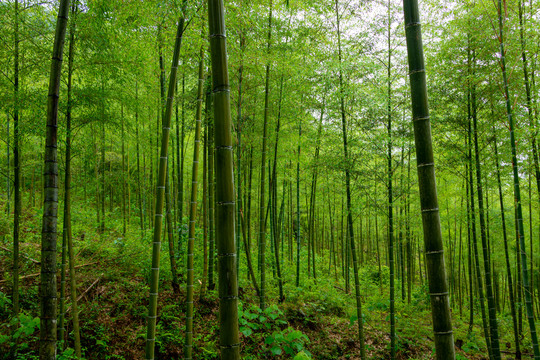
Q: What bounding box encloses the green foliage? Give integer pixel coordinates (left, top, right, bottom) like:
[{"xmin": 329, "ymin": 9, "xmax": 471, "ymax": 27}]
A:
[
  {"xmin": 239, "ymin": 302, "xmax": 310, "ymax": 358},
  {"xmin": 0, "ymin": 312, "xmax": 39, "ymax": 358},
  {"xmin": 239, "ymin": 303, "xmax": 287, "ymax": 336},
  {"xmin": 265, "ymin": 327, "xmax": 310, "ymax": 357},
  {"xmin": 0, "ymin": 291, "xmax": 11, "ymax": 318},
  {"xmin": 154, "ymin": 304, "xmax": 184, "ymax": 355}
]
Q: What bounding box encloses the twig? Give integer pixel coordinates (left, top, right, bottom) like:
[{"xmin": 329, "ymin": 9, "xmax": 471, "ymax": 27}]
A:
[
  {"xmin": 66, "ymin": 275, "xmax": 102, "ymax": 314},
  {"xmin": 0, "ymin": 261, "xmax": 100, "ymax": 284},
  {"xmin": 0, "ymin": 245, "xmax": 40, "ymax": 264}
]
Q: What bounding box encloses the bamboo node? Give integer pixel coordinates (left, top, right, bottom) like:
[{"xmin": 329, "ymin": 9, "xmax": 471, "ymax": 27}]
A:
[
  {"xmin": 425, "ymin": 250, "xmax": 444, "ymax": 255},
  {"xmin": 429, "ymin": 292, "xmax": 449, "ymax": 296},
  {"xmin": 412, "ymin": 115, "xmax": 429, "ymax": 122},
  {"xmin": 218, "ymin": 253, "xmax": 237, "ymax": 257},
  {"xmin": 405, "ymin": 21, "xmax": 421, "ymax": 28},
  {"xmin": 209, "ymin": 33, "xmax": 226, "ymax": 39},
  {"xmin": 433, "ymin": 330, "xmax": 453, "ymax": 335},
  {"xmin": 421, "ymin": 207, "xmax": 438, "ymax": 213},
  {"xmin": 213, "ymin": 86, "xmax": 230, "ymax": 93},
  {"xmin": 217, "ymin": 201, "xmax": 235, "ymax": 206},
  {"xmin": 417, "ymin": 162, "xmax": 434, "ymax": 168},
  {"xmin": 220, "ymin": 343, "xmax": 241, "ymax": 349}
]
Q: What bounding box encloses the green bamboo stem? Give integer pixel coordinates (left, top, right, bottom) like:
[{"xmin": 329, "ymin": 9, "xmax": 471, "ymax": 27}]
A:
[
  {"xmin": 473, "ymin": 85, "xmax": 501, "ymax": 359},
  {"xmin": 201, "ymin": 87, "xmax": 210, "ymax": 296},
  {"xmin": 236, "ymin": 34, "xmax": 245, "ymax": 289},
  {"xmin": 12, "ymin": 0, "xmax": 20, "ymax": 319},
  {"xmin": 40, "ymin": 0, "xmax": 70, "ymax": 358},
  {"xmin": 402, "ymin": 0, "xmax": 455, "ymax": 358},
  {"xmin": 208, "ymin": 0, "xmax": 240, "ymax": 357},
  {"xmin": 386, "ymin": 1, "xmax": 396, "ymax": 355},
  {"xmin": 467, "ymin": 43, "xmax": 492, "ymax": 358},
  {"xmin": 497, "ymin": 0, "xmax": 540, "ymax": 357},
  {"xmin": 493, "ymin": 131, "xmax": 521, "ymax": 358},
  {"xmin": 166, "ymin": 168, "xmax": 179, "ymax": 294},
  {"xmin": 122, "ymin": 104, "xmax": 127, "ymax": 236},
  {"xmin": 258, "ymin": 0, "xmax": 273, "ymax": 310},
  {"xmin": 270, "ymin": 75, "xmax": 286, "ymax": 302},
  {"xmin": 207, "ymin": 82, "xmax": 216, "ymax": 291},
  {"xmin": 64, "ymin": 3, "xmax": 81, "ymax": 355},
  {"xmin": 184, "ymin": 47, "xmax": 204, "ymax": 360},
  {"xmin": 144, "ymin": 12, "xmax": 185, "ymax": 360},
  {"xmin": 335, "ymin": 0, "xmax": 365, "ymax": 357},
  {"xmin": 295, "ymin": 96, "xmax": 302, "ymax": 287}
]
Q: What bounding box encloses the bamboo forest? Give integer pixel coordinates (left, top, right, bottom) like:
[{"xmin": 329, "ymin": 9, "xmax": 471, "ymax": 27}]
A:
[{"xmin": 3, "ymin": 0, "xmax": 540, "ymax": 359}]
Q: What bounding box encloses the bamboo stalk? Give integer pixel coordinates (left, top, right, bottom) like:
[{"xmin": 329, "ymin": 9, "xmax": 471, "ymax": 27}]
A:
[
  {"xmin": 144, "ymin": 10, "xmax": 186, "ymax": 359},
  {"xmin": 402, "ymin": 0, "xmax": 455, "ymax": 358},
  {"xmin": 39, "ymin": 0, "xmax": 70, "ymax": 358},
  {"xmin": 208, "ymin": 0, "xmax": 240, "ymax": 358}
]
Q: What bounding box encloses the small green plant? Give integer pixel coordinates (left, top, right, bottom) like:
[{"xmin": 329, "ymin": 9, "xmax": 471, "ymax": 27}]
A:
[
  {"xmin": 239, "ymin": 302, "xmax": 310, "ymax": 357},
  {"xmin": 294, "ymin": 350, "xmax": 312, "ymax": 360},
  {"xmin": 0, "ymin": 312, "xmax": 40, "ymax": 358},
  {"xmin": 238, "ymin": 303, "xmax": 287, "ymax": 337},
  {"xmin": 57, "ymin": 347, "xmax": 77, "ymax": 360},
  {"xmin": 264, "ymin": 327, "xmax": 310, "ymax": 357},
  {"xmin": 0, "ymin": 291, "xmax": 12, "ymax": 318}
]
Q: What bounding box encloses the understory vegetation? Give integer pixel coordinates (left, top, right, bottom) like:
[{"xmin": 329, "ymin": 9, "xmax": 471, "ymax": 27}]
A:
[{"xmin": 2, "ymin": 0, "xmax": 540, "ymax": 359}]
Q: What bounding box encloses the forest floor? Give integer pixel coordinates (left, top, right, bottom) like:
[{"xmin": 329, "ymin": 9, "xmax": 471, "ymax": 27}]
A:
[{"xmin": 0, "ymin": 201, "xmax": 529, "ymax": 359}]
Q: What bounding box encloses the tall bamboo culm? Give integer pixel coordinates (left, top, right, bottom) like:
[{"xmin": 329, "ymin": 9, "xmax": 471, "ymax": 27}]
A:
[
  {"xmin": 402, "ymin": 0, "xmax": 455, "ymax": 359},
  {"xmin": 184, "ymin": 47, "xmax": 205, "ymax": 360},
  {"xmin": 62, "ymin": 2, "xmax": 81, "ymax": 355},
  {"xmin": 144, "ymin": 11, "xmax": 185, "ymax": 360},
  {"xmin": 208, "ymin": 0, "xmax": 240, "ymax": 358},
  {"xmin": 40, "ymin": 0, "xmax": 70, "ymax": 358},
  {"xmin": 497, "ymin": 0, "xmax": 540, "ymax": 358}
]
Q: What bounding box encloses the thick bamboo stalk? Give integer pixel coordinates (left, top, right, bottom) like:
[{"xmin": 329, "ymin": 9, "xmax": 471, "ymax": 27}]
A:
[
  {"xmin": 402, "ymin": 0, "xmax": 455, "ymax": 358},
  {"xmin": 208, "ymin": 0, "xmax": 240, "ymax": 358},
  {"xmin": 40, "ymin": 0, "xmax": 70, "ymax": 358}
]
